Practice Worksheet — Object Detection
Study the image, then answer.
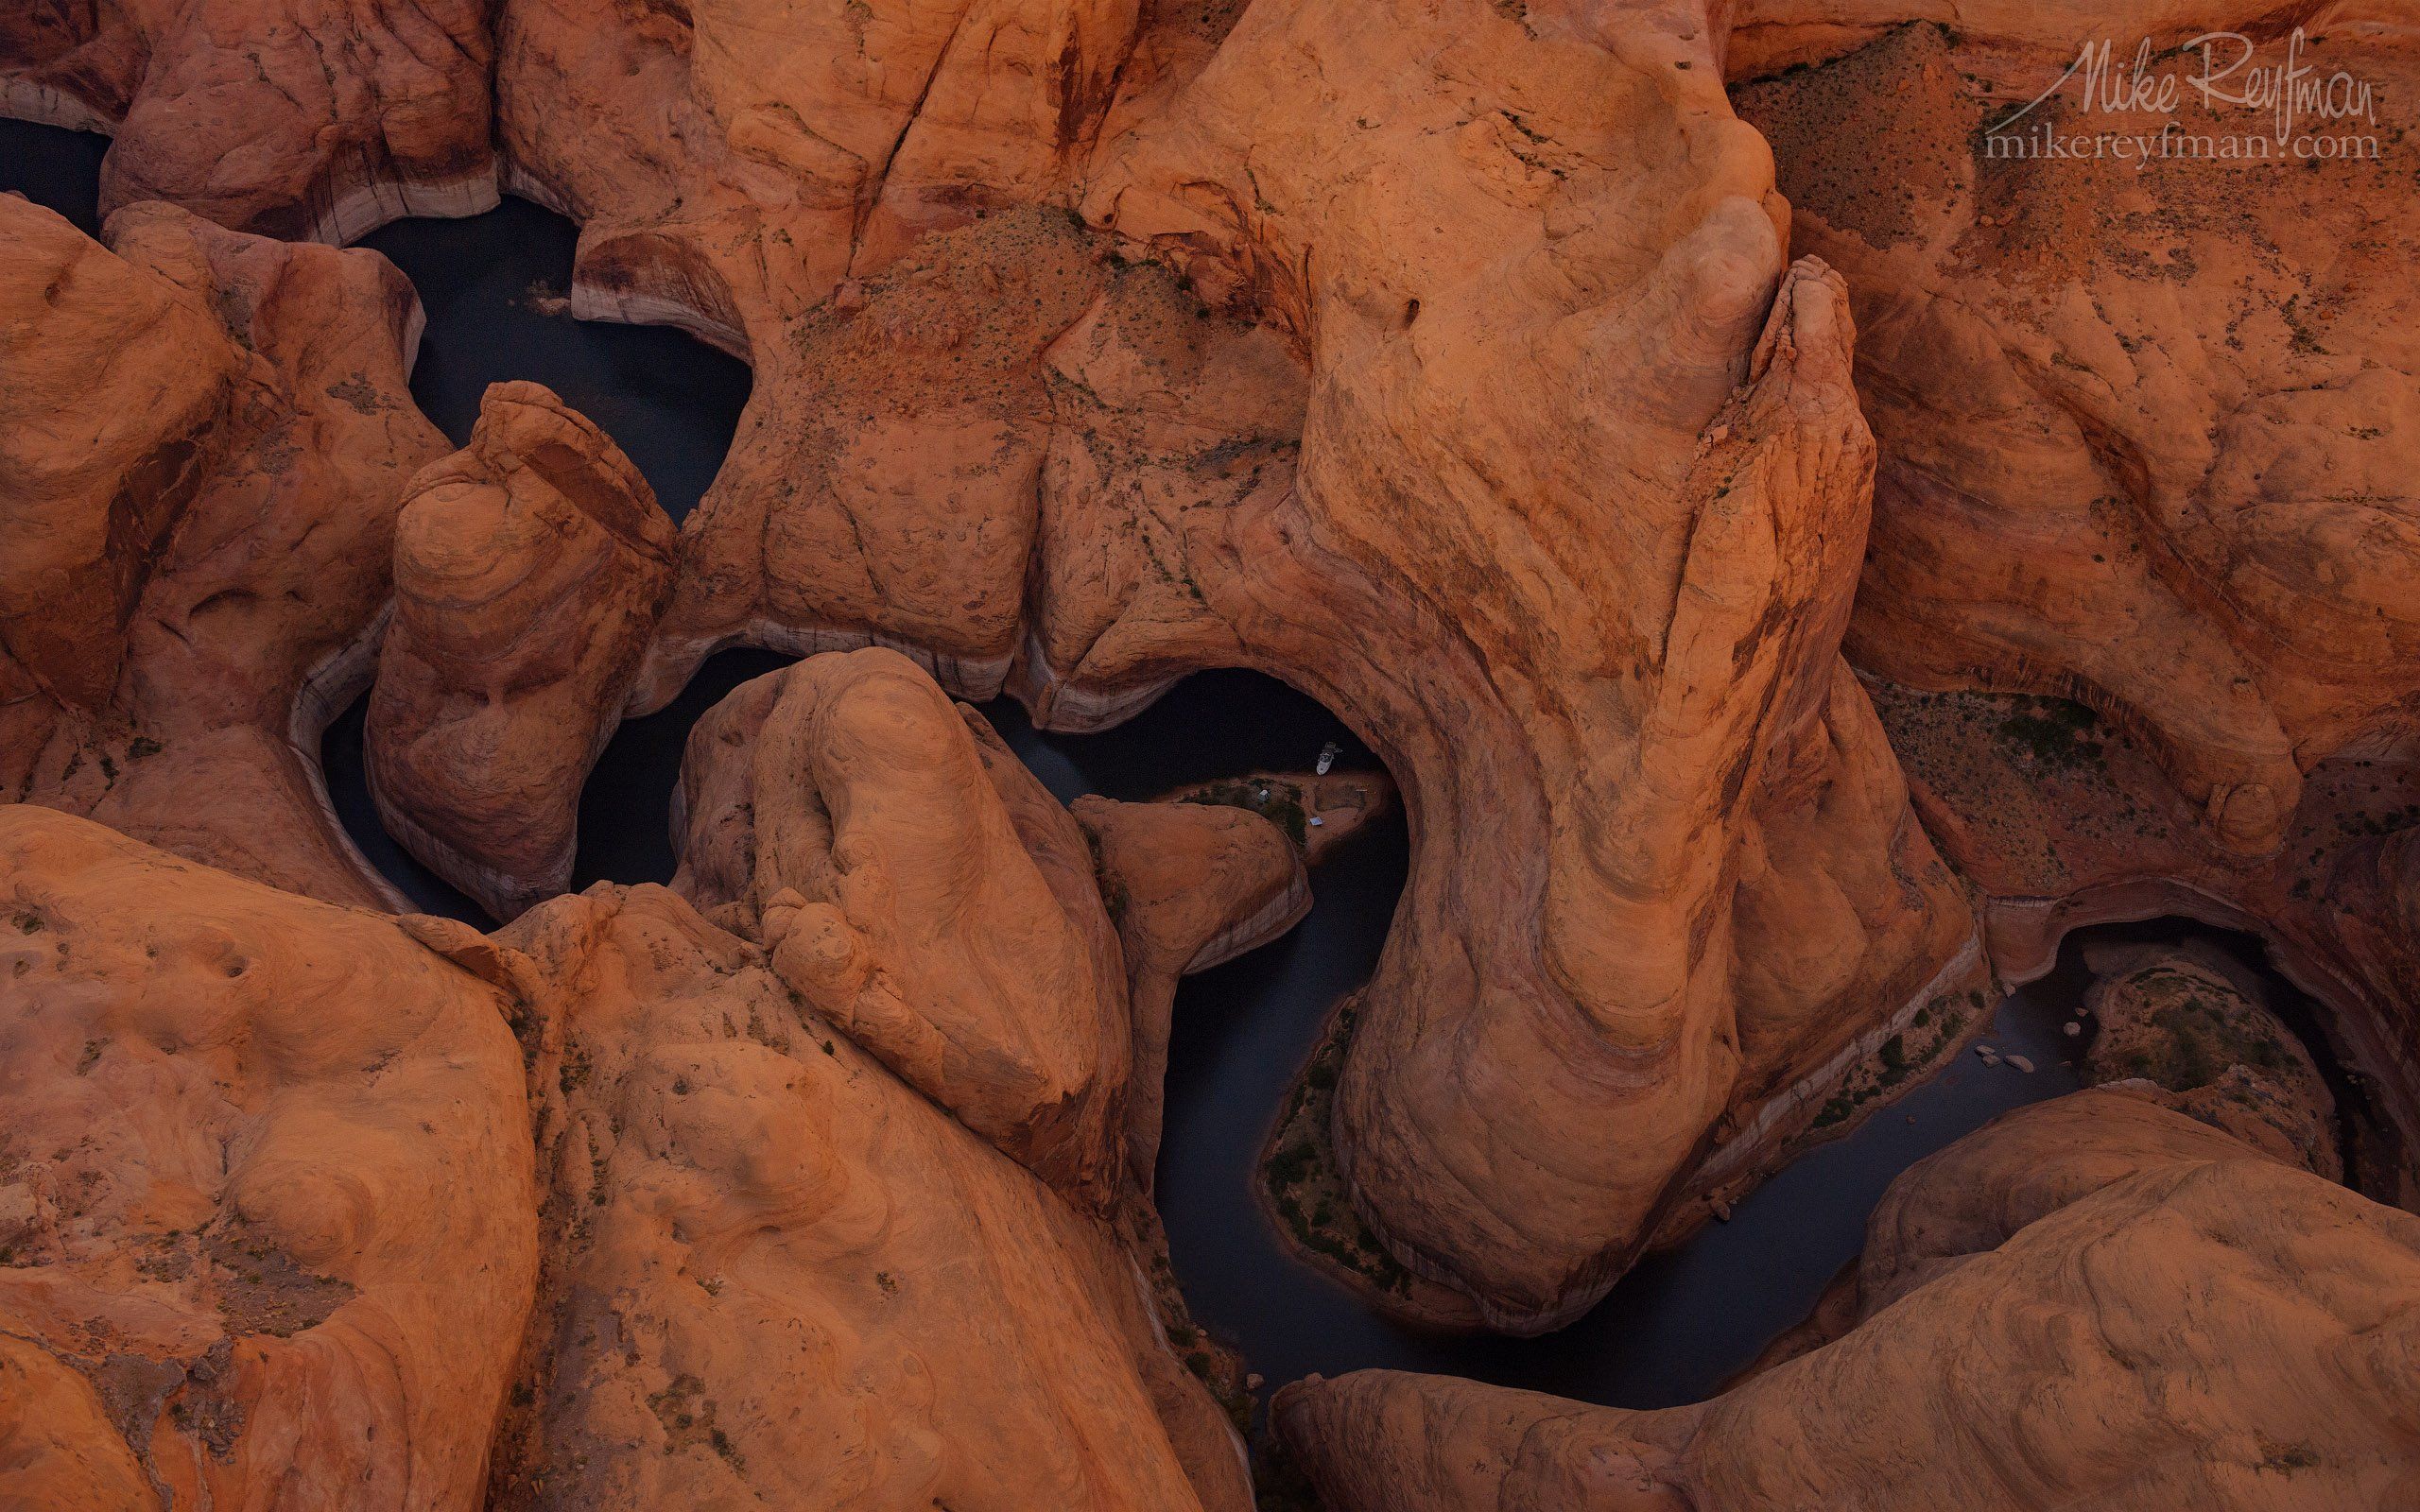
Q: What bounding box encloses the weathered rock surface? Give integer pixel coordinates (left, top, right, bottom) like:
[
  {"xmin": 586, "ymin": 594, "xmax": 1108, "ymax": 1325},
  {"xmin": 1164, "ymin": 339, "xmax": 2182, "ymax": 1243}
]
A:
[
  {"xmin": 1277, "ymin": 1088, "xmax": 2420, "ymax": 1511},
  {"xmin": 1077, "ymin": 792, "xmax": 1307, "ymax": 1189},
  {"xmin": 493, "ymin": 0, "xmax": 1139, "ymax": 353},
  {"xmin": 671, "ymin": 648, "xmax": 1131, "ymax": 1204},
  {"xmin": 1870, "ymin": 679, "xmax": 2420, "ymax": 1204},
  {"xmin": 1, "ymin": 194, "xmax": 445, "ymax": 910},
  {"xmin": 482, "ymin": 881, "xmax": 1248, "ymax": 1512},
  {"xmin": 0, "ymin": 804, "xmax": 538, "ymax": 1508},
  {"xmin": 1, "ymin": 0, "xmax": 497, "ymax": 239},
  {"xmin": 1727, "ymin": 7, "xmax": 2420, "ymax": 1205},
  {"xmin": 1733, "ymin": 18, "xmax": 2420, "ymax": 857},
  {"xmin": 2080, "ymin": 943, "xmax": 2341, "ymax": 1178},
  {"xmin": 494, "ymin": 0, "xmax": 1979, "ymax": 1329},
  {"xmin": 367, "ymin": 380, "xmax": 677, "ymax": 920},
  {"xmin": 0, "ymin": 797, "xmax": 1253, "ymax": 1512},
  {"xmin": 0, "ymin": 196, "xmax": 238, "ymax": 709}
]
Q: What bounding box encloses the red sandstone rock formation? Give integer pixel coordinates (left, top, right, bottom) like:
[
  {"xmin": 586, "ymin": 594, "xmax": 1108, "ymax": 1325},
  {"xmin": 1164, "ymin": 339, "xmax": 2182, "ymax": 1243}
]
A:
[
  {"xmin": 0, "ymin": 198, "xmax": 238, "ymax": 709},
  {"xmin": 367, "ymin": 380, "xmax": 677, "ymax": 920},
  {"xmin": 0, "ymin": 805, "xmax": 539, "ymax": 1508},
  {"xmin": 1867, "ymin": 676, "xmax": 2420, "ymax": 1204},
  {"xmin": 1721, "ymin": 0, "xmax": 2420, "ymax": 1209},
  {"xmin": 0, "ymin": 684, "xmax": 1265, "ymax": 1509},
  {"xmin": 1276, "ymin": 1088, "xmax": 2420, "ymax": 1510},
  {"xmin": 0, "ymin": 194, "xmax": 444, "ymax": 910},
  {"xmin": 1077, "ymin": 793, "xmax": 1309, "ymax": 1188},
  {"xmin": 1731, "ymin": 16, "xmax": 2420, "ymax": 856},
  {"xmin": 482, "ymin": 882, "xmax": 1249, "ymax": 1512},
  {"xmin": 486, "ymin": 0, "xmax": 1979, "ymax": 1330},
  {"xmin": 2081, "ymin": 942, "xmax": 2342, "ymax": 1179},
  {"xmin": 12, "ymin": 0, "xmax": 2408, "ymax": 1454},
  {"xmin": 1, "ymin": 0, "xmax": 497, "ymax": 239},
  {"xmin": 670, "ymin": 649, "xmax": 1133, "ymax": 1204}
]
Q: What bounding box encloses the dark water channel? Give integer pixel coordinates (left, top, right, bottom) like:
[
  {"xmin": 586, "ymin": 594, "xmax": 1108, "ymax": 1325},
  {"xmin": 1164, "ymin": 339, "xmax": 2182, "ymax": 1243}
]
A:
[{"xmin": 1, "ymin": 116, "xmax": 2362, "ymax": 1416}]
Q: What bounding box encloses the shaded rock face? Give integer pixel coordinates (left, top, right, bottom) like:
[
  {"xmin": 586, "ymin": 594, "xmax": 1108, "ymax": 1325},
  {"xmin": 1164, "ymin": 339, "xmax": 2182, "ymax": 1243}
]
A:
[
  {"xmin": 1730, "ymin": 2, "xmax": 2420, "ymax": 1205},
  {"xmin": 0, "ymin": 805, "xmax": 539, "ymax": 1508},
  {"xmin": 2082, "ymin": 943, "xmax": 2341, "ymax": 1179},
  {"xmin": 1865, "ymin": 676, "xmax": 2420, "ymax": 1202},
  {"xmin": 1, "ymin": 0, "xmax": 498, "ymax": 240},
  {"xmin": 0, "ymin": 196, "xmax": 238, "ymax": 708},
  {"xmin": 485, "ymin": 0, "xmax": 1979, "ymax": 1329},
  {"xmin": 669, "ymin": 649, "xmax": 1132, "ymax": 1206},
  {"xmin": 1276, "ymin": 1089, "xmax": 2420, "ymax": 1511},
  {"xmin": 367, "ymin": 381, "xmax": 677, "ymax": 920},
  {"xmin": 1076, "ymin": 791, "xmax": 1309, "ymax": 1190},
  {"xmin": 0, "ymin": 195, "xmax": 446, "ymax": 911},
  {"xmin": 1154, "ymin": 769, "xmax": 1392, "ymax": 866},
  {"xmin": 1732, "ymin": 18, "xmax": 2420, "ymax": 856},
  {"xmin": 485, "ymin": 883, "xmax": 1245, "ymax": 1512}
]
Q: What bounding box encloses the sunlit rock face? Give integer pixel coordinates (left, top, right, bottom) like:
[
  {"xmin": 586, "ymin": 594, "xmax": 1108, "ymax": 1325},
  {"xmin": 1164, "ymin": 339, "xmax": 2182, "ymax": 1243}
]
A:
[
  {"xmin": 3, "ymin": 0, "xmax": 1984, "ymax": 1331},
  {"xmin": 367, "ymin": 380, "xmax": 678, "ymax": 921},
  {"xmin": 484, "ymin": 882, "xmax": 1248, "ymax": 1512},
  {"xmin": 1275, "ymin": 1088, "xmax": 2420, "ymax": 1512},
  {"xmin": 1725, "ymin": 1, "xmax": 2420, "ymax": 1205},
  {"xmin": 0, "ymin": 194, "xmax": 444, "ymax": 910},
  {"xmin": 0, "ymin": 0, "xmax": 497, "ymax": 239},
  {"xmin": 0, "ymin": 658, "xmax": 1268, "ymax": 1512},
  {"xmin": 1076, "ymin": 787, "xmax": 1313, "ymax": 1191},
  {"xmin": 0, "ymin": 805, "xmax": 540, "ymax": 1509},
  {"xmin": 667, "ymin": 649, "xmax": 1132, "ymax": 1206}
]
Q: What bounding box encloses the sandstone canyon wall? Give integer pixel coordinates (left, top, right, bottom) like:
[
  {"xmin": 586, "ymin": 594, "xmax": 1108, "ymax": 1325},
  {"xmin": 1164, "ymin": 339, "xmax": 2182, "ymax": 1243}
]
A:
[
  {"xmin": 483, "ymin": 883, "xmax": 1244, "ymax": 1512},
  {"xmin": 1277, "ymin": 1088, "xmax": 2420, "ymax": 1511},
  {"xmin": 1733, "ymin": 12, "xmax": 2420, "ymax": 852},
  {"xmin": 0, "ymin": 647, "xmax": 1284, "ymax": 1511},
  {"xmin": 2, "ymin": 0, "xmax": 497, "ymax": 240},
  {"xmin": 469, "ymin": 0, "xmax": 1987, "ymax": 1330},
  {"xmin": 1, "ymin": 0, "xmax": 1999, "ymax": 1332},
  {"xmin": 367, "ymin": 380, "xmax": 678, "ymax": 921},
  {"xmin": 3, "ymin": 0, "xmax": 2418, "ymax": 1503},
  {"xmin": 1725, "ymin": 3, "xmax": 2420, "ymax": 1199},
  {"xmin": 1, "ymin": 193, "xmax": 445, "ymax": 912}
]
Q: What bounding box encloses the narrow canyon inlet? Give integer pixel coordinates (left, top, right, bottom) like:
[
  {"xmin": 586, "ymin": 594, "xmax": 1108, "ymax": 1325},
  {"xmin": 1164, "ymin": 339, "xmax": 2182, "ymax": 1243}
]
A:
[{"xmin": 2, "ymin": 2, "xmax": 2418, "ymax": 1506}]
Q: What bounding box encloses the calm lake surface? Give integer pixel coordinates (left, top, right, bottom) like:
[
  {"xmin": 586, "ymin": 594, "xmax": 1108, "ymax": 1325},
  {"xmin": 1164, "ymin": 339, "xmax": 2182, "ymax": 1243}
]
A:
[{"xmin": 0, "ymin": 116, "xmax": 2342, "ymax": 1412}]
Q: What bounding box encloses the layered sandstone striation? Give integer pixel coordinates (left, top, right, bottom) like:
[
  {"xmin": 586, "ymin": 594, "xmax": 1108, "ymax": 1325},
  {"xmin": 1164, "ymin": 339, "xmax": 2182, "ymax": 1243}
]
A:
[
  {"xmin": 1, "ymin": 194, "xmax": 445, "ymax": 910},
  {"xmin": 0, "ymin": 805, "xmax": 538, "ymax": 1508},
  {"xmin": 484, "ymin": 881, "xmax": 1249, "ymax": 1512},
  {"xmin": 1277, "ymin": 1088, "xmax": 2420, "ymax": 1510},
  {"xmin": 489, "ymin": 0, "xmax": 1979, "ymax": 1331},
  {"xmin": 1732, "ymin": 17, "xmax": 2420, "ymax": 856},
  {"xmin": 367, "ymin": 380, "xmax": 677, "ymax": 920},
  {"xmin": 670, "ymin": 649, "xmax": 1132, "ymax": 1203},
  {"xmin": 1, "ymin": 0, "xmax": 497, "ymax": 239}
]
